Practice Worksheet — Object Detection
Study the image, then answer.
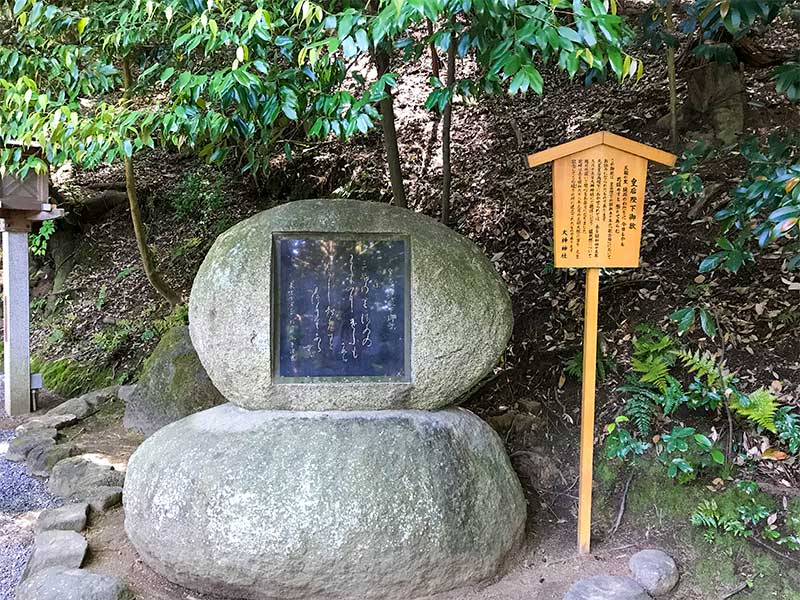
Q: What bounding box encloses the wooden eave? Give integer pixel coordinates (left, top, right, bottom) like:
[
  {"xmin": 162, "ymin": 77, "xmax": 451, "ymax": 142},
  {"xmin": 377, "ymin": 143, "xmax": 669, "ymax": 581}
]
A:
[{"xmin": 527, "ymin": 131, "xmax": 676, "ymax": 168}]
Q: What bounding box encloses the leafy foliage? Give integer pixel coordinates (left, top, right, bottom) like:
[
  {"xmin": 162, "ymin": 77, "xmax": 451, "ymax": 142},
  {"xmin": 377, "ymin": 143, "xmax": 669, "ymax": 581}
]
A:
[
  {"xmin": 669, "ymin": 305, "xmax": 717, "ymax": 337},
  {"xmin": 29, "ymin": 220, "xmax": 56, "ymax": 256},
  {"xmin": 775, "ymin": 407, "xmax": 800, "ymax": 454},
  {"xmin": 630, "ymin": 325, "xmax": 677, "ymax": 390},
  {"xmin": 692, "ymin": 482, "xmax": 800, "ymax": 549},
  {"xmin": 604, "ymin": 416, "xmax": 651, "ymax": 460},
  {"xmin": 665, "ymin": 134, "xmax": 800, "ymax": 272},
  {"xmin": 774, "ymin": 61, "xmax": 800, "ymax": 102},
  {"xmin": 675, "ymin": 348, "xmax": 730, "ymax": 387},
  {"xmin": 730, "ymin": 387, "xmax": 779, "ymax": 433},
  {"xmin": 564, "ymin": 347, "xmax": 616, "ymax": 381}
]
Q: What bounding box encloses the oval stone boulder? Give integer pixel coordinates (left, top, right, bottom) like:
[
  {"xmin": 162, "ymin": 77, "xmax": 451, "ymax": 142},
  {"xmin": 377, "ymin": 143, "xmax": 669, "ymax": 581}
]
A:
[
  {"xmin": 123, "ymin": 404, "xmax": 526, "ymax": 600},
  {"xmin": 189, "ymin": 199, "xmax": 512, "ymax": 410}
]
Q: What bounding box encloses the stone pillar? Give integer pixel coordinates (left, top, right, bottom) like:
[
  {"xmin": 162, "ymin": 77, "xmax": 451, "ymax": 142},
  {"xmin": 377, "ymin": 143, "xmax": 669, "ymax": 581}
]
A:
[{"xmin": 2, "ymin": 220, "xmax": 31, "ymax": 416}]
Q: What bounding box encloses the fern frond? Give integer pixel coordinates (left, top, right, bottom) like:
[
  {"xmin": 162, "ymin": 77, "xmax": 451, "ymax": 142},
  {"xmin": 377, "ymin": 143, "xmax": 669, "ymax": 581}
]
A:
[
  {"xmin": 675, "ymin": 349, "xmax": 729, "ymax": 387},
  {"xmin": 731, "ymin": 388, "xmax": 778, "ymax": 433},
  {"xmin": 632, "ymin": 357, "xmax": 671, "ymax": 391},
  {"xmin": 624, "ymin": 394, "xmax": 656, "ymax": 436}
]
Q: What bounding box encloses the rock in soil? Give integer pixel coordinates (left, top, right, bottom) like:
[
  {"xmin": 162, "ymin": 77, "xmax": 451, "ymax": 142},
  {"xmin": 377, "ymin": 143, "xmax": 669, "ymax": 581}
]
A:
[
  {"xmin": 47, "ymin": 387, "xmax": 119, "ymax": 420},
  {"xmin": 564, "ymin": 575, "xmax": 652, "ymax": 600},
  {"xmin": 16, "ymin": 414, "xmax": 78, "ymax": 434},
  {"xmin": 124, "ymin": 404, "xmax": 526, "ymax": 600},
  {"xmin": 21, "ymin": 530, "xmax": 87, "ymax": 580},
  {"xmin": 79, "ymin": 486, "xmax": 123, "ymax": 513},
  {"xmin": 629, "ymin": 549, "xmax": 679, "ymax": 596},
  {"xmin": 48, "ymin": 456, "xmax": 125, "ymax": 499},
  {"xmin": 36, "ymin": 503, "xmax": 89, "ymax": 534},
  {"xmin": 27, "ymin": 443, "xmax": 75, "ymax": 477},
  {"xmin": 122, "ymin": 326, "xmax": 224, "ymax": 437},
  {"xmin": 5, "ymin": 429, "xmax": 57, "ymax": 462},
  {"xmin": 16, "ymin": 566, "xmax": 134, "ymax": 600}
]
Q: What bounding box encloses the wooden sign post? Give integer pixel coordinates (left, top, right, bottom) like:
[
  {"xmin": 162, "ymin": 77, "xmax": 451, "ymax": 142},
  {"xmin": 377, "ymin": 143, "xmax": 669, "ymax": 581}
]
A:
[{"xmin": 527, "ymin": 131, "xmax": 676, "ymax": 554}]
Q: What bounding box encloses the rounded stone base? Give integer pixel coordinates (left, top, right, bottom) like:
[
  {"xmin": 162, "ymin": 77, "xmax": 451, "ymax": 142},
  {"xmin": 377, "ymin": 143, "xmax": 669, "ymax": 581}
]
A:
[{"xmin": 123, "ymin": 404, "xmax": 526, "ymax": 600}]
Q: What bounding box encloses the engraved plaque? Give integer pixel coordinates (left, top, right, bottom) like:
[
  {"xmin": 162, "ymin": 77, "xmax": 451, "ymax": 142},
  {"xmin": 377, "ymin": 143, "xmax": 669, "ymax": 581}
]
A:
[{"xmin": 274, "ymin": 235, "xmax": 409, "ymax": 380}]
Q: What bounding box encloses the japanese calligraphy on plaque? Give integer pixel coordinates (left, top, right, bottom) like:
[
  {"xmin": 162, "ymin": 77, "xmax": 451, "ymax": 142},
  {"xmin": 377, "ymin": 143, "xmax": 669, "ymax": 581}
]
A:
[
  {"xmin": 274, "ymin": 235, "xmax": 410, "ymax": 381},
  {"xmin": 527, "ymin": 131, "xmax": 676, "ymax": 269}
]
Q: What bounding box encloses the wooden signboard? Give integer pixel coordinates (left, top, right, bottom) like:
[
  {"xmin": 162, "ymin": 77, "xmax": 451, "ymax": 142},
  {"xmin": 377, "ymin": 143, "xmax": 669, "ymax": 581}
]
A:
[{"xmin": 527, "ymin": 131, "xmax": 676, "ymax": 554}]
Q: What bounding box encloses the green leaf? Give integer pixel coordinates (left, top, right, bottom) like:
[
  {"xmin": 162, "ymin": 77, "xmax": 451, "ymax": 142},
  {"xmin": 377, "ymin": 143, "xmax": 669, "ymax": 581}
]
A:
[
  {"xmin": 698, "ymin": 252, "xmax": 725, "ymax": 273},
  {"xmin": 557, "ymin": 27, "xmax": 582, "ymax": 44},
  {"xmin": 670, "ymin": 307, "xmax": 695, "ymax": 333},
  {"xmin": 711, "ymin": 449, "xmax": 725, "ymax": 464},
  {"xmin": 159, "ymin": 67, "xmax": 175, "ymax": 83},
  {"xmin": 699, "ymin": 309, "xmax": 716, "ymax": 338}
]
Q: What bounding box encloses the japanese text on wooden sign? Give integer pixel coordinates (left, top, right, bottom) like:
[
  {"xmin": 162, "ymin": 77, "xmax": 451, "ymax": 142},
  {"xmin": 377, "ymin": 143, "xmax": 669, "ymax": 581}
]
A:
[{"xmin": 552, "ymin": 145, "xmax": 646, "ymax": 269}]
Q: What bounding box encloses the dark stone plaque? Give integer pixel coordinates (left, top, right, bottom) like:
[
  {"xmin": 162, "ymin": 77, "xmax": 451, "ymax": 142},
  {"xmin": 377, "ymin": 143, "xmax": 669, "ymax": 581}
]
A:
[{"xmin": 274, "ymin": 235, "xmax": 409, "ymax": 380}]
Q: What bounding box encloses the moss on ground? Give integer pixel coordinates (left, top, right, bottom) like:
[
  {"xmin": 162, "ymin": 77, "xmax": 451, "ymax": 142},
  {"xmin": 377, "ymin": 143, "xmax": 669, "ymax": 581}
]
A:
[
  {"xmin": 30, "ymin": 356, "xmax": 116, "ymax": 398},
  {"xmin": 595, "ymin": 456, "xmax": 800, "ymax": 599}
]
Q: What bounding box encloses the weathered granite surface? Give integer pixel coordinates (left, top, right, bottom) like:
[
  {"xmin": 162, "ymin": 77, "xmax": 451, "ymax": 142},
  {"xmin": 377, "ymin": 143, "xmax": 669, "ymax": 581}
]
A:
[
  {"xmin": 16, "ymin": 566, "xmax": 133, "ymax": 600},
  {"xmin": 122, "ymin": 326, "xmax": 224, "ymax": 436},
  {"xmin": 189, "ymin": 199, "xmax": 512, "ymax": 410},
  {"xmin": 124, "ymin": 404, "xmax": 526, "ymax": 600}
]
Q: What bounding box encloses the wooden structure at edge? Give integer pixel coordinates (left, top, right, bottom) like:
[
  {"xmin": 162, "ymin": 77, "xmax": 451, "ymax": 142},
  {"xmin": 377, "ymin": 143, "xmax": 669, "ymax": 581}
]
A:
[
  {"xmin": 1, "ymin": 149, "xmax": 63, "ymax": 417},
  {"xmin": 527, "ymin": 132, "xmax": 676, "ymax": 555},
  {"xmin": 528, "ymin": 131, "xmax": 676, "ymax": 269}
]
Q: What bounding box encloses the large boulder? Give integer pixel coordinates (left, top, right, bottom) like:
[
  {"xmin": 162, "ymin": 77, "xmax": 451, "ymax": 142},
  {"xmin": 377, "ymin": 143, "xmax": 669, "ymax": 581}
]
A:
[
  {"xmin": 124, "ymin": 404, "xmax": 526, "ymax": 600},
  {"xmin": 189, "ymin": 199, "xmax": 512, "ymax": 411},
  {"xmin": 122, "ymin": 326, "xmax": 224, "ymax": 436}
]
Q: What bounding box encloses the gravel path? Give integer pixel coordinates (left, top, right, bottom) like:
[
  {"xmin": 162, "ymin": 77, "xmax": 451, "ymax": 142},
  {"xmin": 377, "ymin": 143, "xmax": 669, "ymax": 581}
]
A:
[{"xmin": 0, "ymin": 428, "xmax": 63, "ymax": 600}]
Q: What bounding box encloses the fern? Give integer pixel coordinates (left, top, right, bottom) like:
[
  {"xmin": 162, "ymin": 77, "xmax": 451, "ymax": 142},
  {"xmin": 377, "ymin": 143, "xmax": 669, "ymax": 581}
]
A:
[
  {"xmin": 624, "ymin": 395, "xmax": 656, "ymax": 436},
  {"xmin": 691, "ymin": 500, "xmax": 720, "ymax": 529},
  {"xmin": 631, "ymin": 327, "xmax": 677, "ymax": 391},
  {"xmin": 730, "ymin": 388, "xmax": 779, "ymax": 433},
  {"xmin": 658, "ymin": 376, "xmax": 687, "ymax": 416},
  {"xmin": 675, "ymin": 349, "xmax": 731, "ymax": 388},
  {"xmin": 632, "ymin": 356, "xmax": 671, "ymax": 391}
]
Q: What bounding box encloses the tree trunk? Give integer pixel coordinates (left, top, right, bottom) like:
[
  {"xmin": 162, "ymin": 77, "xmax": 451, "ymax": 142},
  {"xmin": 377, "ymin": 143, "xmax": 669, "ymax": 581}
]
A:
[
  {"xmin": 374, "ymin": 48, "xmax": 407, "ymax": 209},
  {"xmin": 122, "ymin": 57, "xmax": 181, "ymax": 307},
  {"xmin": 665, "ymin": 0, "xmax": 678, "ymax": 152},
  {"xmin": 440, "ymin": 30, "xmax": 456, "ymax": 226}
]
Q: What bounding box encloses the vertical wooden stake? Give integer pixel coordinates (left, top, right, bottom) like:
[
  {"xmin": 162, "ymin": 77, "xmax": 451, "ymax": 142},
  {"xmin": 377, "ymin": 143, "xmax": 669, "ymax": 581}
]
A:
[{"xmin": 577, "ymin": 267, "xmax": 600, "ymax": 554}]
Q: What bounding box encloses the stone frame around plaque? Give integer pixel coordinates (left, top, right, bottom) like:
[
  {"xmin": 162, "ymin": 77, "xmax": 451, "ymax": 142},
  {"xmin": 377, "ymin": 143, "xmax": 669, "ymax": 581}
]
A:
[{"xmin": 271, "ymin": 232, "xmax": 412, "ymax": 384}]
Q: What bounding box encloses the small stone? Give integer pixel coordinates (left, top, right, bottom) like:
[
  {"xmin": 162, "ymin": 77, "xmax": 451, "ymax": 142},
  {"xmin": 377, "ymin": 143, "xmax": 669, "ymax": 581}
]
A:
[
  {"xmin": 629, "ymin": 549, "xmax": 679, "ymax": 596},
  {"xmin": 21, "ymin": 530, "xmax": 87, "ymax": 580},
  {"xmin": 78, "ymin": 486, "xmax": 123, "ymax": 513},
  {"xmin": 564, "ymin": 575, "xmax": 651, "ymax": 600},
  {"xmin": 16, "ymin": 566, "xmax": 134, "ymax": 600},
  {"xmin": 47, "ymin": 386, "xmax": 119, "ymax": 419},
  {"xmin": 16, "ymin": 414, "xmax": 78, "ymax": 433},
  {"xmin": 49, "ymin": 456, "xmax": 125, "ymax": 499},
  {"xmin": 27, "ymin": 443, "xmax": 76, "ymax": 477},
  {"xmin": 36, "ymin": 503, "xmax": 89, "ymax": 533},
  {"xmin": 5, "ymin": 429, "xmax": 58, "ymax": 462}
]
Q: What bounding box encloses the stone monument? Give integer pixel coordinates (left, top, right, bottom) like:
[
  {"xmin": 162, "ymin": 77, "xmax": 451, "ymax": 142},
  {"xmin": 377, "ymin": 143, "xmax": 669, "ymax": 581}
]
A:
[{"xmin": 123, "ymin": 199, "xmax": 526, "ymax": 599}]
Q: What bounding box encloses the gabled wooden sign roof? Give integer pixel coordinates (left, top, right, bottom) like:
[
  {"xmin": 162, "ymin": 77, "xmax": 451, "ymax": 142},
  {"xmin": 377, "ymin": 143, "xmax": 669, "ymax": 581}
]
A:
[{"xmin": 527, "ymin": 131, "xmax": 676, "ymax": 168}]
